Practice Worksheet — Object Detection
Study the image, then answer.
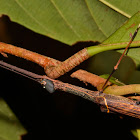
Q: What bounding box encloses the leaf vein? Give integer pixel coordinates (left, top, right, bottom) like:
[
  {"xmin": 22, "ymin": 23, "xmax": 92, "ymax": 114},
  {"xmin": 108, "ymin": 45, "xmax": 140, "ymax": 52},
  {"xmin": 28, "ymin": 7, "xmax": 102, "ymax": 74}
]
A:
[
  {"xmin": 99, "ymin": 0, "xmax": 131, "ymax": 18},
  {"xmin": 50, "ymin": 0, "xmax": 81, "ymax": 39},
  {"xmin": 85, "ymin": 0, "xmax": 107, "ymax": 37},
  {"xmin": 14, "ymin": 0, "xmax": 53, "ymax": 35}
]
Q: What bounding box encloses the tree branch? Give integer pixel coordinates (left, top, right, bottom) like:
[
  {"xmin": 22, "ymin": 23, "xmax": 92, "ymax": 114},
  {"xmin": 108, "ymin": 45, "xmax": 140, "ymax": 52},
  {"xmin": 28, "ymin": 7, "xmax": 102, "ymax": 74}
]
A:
[
  {"xmin": 0, "ymin": 42, "xmax": 60, "ymax": 68},
  {"xmin": 71, "ymin": 69, "xmax": 112, "ymax": 87}
]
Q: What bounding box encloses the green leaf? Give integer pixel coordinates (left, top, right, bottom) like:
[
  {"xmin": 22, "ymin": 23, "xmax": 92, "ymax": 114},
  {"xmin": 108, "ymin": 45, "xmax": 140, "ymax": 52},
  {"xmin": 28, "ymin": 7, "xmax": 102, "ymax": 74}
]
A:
[
  {"xmin": 0, "ymin": 98, "xmax": 27, "ymax": 140},
  {"xmin": 99, "ymin": 0, "xmax": 140, "ymax": 67},
  {"xmin": 103, "ymin": 12, "xmax": 140, "ymax": 44},
  {"xmin": 0, "ymin": 0, "xmax": 127, "ymax": 45},
  {"xmin": 100, "ymin": 0, "xmax": 140, "ymax": 18},
  {"xmin": 87, "ymin": 11, "xmax": 140, "ymax": 67},
  {"xmin": 100, "ymin": 74, "xmax": 125, "ymax": 85},
  {"xmin": 103, "ymin": 11, "xmax": 140, "ymax": 67},
  {"xmin": 131, "ymin": 128, "xmax": 140, "ymax": 140},
  {"xmin": 137, "ymin": 129, "xmax": 140, "ymax": 140}
]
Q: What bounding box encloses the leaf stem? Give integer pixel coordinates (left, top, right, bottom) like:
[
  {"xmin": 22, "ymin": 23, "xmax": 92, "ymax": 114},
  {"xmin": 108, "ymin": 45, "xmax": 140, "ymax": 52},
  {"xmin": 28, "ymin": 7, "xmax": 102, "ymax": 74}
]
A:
[
  {"xmin": 87, "ymin": 40, "xmax": 140, "ymax": 56},
  {"xmin": 104, "ymin": 84, "xmax": 140, "ymax": 95}
]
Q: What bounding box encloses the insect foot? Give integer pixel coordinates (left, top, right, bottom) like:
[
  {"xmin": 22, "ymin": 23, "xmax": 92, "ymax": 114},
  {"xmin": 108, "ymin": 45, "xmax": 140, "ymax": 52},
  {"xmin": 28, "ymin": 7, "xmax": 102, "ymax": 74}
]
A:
[{"xmin": 96, "ymin": 96, "xmax": 110, "ymax": 113}]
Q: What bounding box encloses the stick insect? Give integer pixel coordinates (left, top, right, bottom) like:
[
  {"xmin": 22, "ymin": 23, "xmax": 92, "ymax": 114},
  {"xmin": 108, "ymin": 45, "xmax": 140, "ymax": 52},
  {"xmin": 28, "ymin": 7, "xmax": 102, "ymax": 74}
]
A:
[{"xmin": 0, "ymin": 60, "xmax": 140, "ymax": 119}]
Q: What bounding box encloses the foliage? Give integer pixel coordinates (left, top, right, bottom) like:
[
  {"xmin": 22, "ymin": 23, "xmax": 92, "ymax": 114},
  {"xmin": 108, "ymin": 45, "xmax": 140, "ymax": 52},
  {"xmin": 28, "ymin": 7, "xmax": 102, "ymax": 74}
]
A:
[
  {"xmin": 0, "ymin": 0, "xmax": 127, "ymax": 45},
  {"xmin": 0, "ymin": 98, "xmax": 26, "ymax": 140}
]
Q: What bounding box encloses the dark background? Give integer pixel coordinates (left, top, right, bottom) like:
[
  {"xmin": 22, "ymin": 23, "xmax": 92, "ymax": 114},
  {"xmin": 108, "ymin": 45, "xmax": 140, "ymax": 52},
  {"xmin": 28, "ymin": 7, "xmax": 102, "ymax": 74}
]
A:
[{"xmin": 0, "ymin": 16, "xmax": 138, "ymax": 140}]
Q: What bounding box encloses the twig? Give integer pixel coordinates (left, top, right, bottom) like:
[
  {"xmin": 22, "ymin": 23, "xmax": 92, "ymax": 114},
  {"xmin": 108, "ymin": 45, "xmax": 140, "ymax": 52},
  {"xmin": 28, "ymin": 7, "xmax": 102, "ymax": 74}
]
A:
[
  {"xmin": 71, "ymin": 69, "xmax": 112, "ymax": 87},
  {"xmin": 0, "ymin": 42, "xmax": 60, "ymax": 68}
]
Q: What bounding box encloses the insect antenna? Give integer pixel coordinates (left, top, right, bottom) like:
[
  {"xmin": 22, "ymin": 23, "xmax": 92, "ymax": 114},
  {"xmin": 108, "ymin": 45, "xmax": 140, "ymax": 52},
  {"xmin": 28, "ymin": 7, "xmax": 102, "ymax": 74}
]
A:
[{"xmin": 0, "ymin": 60, "xmax": 41, "ymax": 83}]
